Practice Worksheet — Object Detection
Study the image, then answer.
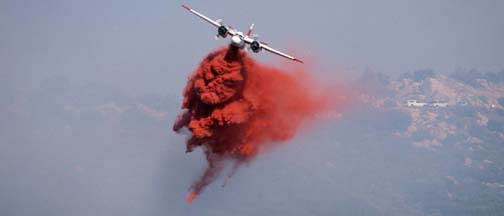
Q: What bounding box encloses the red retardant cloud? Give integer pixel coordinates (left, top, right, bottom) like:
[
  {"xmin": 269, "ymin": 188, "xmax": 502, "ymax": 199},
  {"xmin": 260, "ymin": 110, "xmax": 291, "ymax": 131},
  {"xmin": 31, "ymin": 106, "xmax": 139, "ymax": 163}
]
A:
[{"xmin": 173, "ymin": 45, "xmax": 340, "ymax": 203}]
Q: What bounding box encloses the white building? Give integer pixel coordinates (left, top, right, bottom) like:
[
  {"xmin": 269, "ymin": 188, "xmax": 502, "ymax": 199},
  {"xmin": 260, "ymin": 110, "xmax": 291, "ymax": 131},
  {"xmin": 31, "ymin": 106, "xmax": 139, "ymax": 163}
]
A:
[
  {"xmin": 407, "ymin": 100, "xmax": 427, "ymax": 107},
  {"xmin": 431, "ymin": 100, "xmax": 448, "ymax": 107}
]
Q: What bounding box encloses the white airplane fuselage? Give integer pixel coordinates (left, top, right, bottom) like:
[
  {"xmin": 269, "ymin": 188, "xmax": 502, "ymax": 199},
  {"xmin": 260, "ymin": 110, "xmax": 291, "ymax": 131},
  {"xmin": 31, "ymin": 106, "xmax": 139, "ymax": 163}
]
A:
[{"xmin": 230, "ymin": 33, "xmax": 246, "ymax": 48}]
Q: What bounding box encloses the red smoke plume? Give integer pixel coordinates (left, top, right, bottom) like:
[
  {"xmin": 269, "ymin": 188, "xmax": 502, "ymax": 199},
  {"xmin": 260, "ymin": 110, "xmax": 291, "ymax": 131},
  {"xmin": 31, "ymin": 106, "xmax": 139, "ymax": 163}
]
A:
[{"xmin": 174, "ymin": 46, "xmax": 335, "ymax": 203}]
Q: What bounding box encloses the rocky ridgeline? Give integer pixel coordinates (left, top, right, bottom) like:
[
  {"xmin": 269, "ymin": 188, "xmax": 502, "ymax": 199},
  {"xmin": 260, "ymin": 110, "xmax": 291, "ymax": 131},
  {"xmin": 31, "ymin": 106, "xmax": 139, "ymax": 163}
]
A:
[
  {"xmin": 350, "ymin": 69, "xmax": 504, "ymax": 215},
  {"xmin": 355, "ymin": 68, "xmax": 504, "ymax": 149}
]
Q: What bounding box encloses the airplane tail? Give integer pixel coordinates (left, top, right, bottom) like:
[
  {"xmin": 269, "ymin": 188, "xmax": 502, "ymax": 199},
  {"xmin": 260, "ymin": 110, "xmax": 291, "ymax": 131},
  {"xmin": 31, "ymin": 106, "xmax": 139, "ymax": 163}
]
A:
[{"xmin": 246, "ymin": 23, "xmax": 255, "ymax": 37}]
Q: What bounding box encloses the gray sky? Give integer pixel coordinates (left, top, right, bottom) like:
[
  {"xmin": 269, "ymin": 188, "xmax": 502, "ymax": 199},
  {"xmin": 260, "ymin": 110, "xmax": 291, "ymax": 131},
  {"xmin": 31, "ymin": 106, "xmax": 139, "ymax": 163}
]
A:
[
  {"xmin": 1, "ymin": 1, "xmax": 504, "ymax": 215},
  {"xmin": 1, "ymin": 0, "xmax": 503, "ymax": 94}
]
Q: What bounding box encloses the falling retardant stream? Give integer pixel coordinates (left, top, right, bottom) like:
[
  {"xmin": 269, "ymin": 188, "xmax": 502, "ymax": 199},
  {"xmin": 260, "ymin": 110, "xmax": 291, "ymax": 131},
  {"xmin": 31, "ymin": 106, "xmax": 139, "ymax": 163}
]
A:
[{"xmin": 173, "ymin": 45, "xmax": 338, "ymax": 203}]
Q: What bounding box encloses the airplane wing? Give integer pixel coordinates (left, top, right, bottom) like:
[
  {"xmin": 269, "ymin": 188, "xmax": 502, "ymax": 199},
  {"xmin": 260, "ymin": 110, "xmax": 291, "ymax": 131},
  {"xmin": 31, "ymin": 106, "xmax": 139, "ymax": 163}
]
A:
[
  {"xmin": 181, "ymin": 5, "xmax": 236, "ymax": 36},
  {"xmin": 260, "ymin": 43, "xmax": 303, "ymax": 63},
  {"xmin": 243, "ymin": 36, "xmax": 303, "ymax": 63}
]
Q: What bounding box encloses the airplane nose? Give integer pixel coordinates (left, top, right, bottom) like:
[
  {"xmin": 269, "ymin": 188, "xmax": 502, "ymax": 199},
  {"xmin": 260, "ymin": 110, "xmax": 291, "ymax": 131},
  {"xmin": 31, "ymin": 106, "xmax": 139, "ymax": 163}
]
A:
[{"xmin": 231, "ymin": 35, "xmax": 244, "ymax": 48}]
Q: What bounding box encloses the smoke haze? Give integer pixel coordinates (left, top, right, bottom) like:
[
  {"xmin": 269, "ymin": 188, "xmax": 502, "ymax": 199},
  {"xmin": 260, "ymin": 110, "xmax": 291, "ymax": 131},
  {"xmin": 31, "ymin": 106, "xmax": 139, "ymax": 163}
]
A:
[{"xmin": 1, "ymin": 0, "xmax": 503, "ymax": 215}]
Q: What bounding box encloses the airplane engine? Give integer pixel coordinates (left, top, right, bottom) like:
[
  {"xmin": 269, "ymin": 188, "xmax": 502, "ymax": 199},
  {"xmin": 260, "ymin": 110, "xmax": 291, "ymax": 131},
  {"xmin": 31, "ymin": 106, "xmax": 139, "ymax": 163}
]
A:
[
  {"xmin": 250, "ymin": 41, "xmax": 262, "ymax": 53},
  {"xmin": 217, "ymin": 26, "xmax": 228, "ymax": 38}
]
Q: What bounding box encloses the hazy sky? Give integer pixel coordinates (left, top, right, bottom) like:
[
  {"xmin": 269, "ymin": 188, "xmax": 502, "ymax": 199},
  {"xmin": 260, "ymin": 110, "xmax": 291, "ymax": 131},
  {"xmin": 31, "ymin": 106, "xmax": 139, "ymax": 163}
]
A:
[
  {"xmin": 2, "ymin": 0, "xmax": 503, "ymax": 94},
  {"xmin": 1, "ymin": 1, "xmax": 504, "ymax": 215}
]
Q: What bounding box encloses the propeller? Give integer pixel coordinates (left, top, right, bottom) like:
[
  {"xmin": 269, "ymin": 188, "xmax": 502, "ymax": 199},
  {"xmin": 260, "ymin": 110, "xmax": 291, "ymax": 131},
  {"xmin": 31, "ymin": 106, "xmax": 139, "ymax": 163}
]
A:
[
  {"xmin": 214, "ymin": 35, "xmax": 220, "ymax": 40},
  {"xmin": 227, "ymin": 25, "xmax": 236, "ymax": 31},
  {"xmin": 249, "ymin": 33, "xmax": 268, "ymax": 45}
]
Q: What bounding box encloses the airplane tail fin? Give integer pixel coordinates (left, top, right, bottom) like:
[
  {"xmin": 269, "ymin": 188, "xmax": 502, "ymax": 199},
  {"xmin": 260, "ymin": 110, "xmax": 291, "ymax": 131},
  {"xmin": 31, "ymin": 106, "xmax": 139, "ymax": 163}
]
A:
[{"xmin": 246, "ymin": 23, "xmax": 255, "ymax": 37}]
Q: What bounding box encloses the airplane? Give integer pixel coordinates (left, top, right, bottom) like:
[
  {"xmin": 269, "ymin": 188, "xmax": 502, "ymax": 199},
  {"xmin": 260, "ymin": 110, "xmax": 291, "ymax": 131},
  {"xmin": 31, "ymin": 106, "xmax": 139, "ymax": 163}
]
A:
[{"xmin": 181, "ymin": 5, "xmax": 303, "ymax": 63}]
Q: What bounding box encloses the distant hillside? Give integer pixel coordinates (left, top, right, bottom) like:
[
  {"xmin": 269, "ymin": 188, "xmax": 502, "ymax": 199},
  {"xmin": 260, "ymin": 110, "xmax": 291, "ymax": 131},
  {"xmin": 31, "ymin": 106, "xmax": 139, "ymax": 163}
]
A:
[{"xmin": 352, "ymin": 69, "xmax": 504, "ymax": 215}]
